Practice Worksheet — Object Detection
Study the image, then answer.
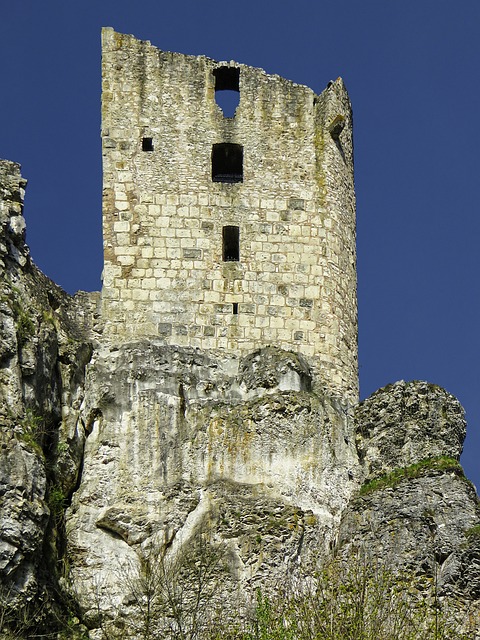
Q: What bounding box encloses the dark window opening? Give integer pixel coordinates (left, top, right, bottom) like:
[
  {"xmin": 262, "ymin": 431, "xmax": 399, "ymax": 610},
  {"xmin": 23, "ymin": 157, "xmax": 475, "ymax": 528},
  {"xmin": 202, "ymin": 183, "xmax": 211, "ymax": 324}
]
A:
[
  {"xmin": 142, "ymin": 137, "xmax": 154, "ymax": 151},
  {"xmin": 212, "ymin": 143, "xmax": 243, "ymax": 183},
  {"xmin": 213, "ymin": 67, "xmax": 240, "ymax": 118},
  {"xmin": 232, "ymin": 303, "xmax": 239, "ymax": 315},
  {"xmin": 223, "ymin": 226, "xmax": 240, "ymax": 262},
  {"xmin": 213, "ymin": 67, "xmax": 240, "ymax": 91}
]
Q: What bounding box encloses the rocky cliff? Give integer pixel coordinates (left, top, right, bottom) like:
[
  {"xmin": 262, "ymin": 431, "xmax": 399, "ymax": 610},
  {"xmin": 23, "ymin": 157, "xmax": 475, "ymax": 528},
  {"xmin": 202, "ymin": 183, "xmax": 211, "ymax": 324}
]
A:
[
  {"xmin": 0, "ymin": 160, "xmax": 95, "ymax": 634},
  {"xmin": 1, "ymin": 160, "xmax": 479, "ymax": 637}
]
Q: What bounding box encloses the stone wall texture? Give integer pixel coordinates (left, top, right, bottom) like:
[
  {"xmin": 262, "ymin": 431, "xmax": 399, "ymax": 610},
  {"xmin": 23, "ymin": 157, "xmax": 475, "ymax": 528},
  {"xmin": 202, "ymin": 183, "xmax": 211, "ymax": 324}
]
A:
[{"xmin": 100, "ymin": 28, "xmax": 358, "ymax": 401}]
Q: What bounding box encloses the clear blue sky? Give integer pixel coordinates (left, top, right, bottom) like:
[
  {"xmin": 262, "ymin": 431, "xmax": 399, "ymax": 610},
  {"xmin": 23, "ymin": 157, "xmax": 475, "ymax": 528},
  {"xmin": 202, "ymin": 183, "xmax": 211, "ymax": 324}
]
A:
[{"xmin": 1, "ymin": 0, "xmax": 479, "ymax": 490}]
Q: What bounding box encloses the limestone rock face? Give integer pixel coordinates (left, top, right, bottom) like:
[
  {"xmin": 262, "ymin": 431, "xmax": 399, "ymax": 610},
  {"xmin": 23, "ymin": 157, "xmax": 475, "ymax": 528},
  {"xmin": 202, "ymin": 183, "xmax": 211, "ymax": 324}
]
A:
[
  {"xmin": 338, "ymin": 380, "xmax": 480, "ymax": 633},
  {"xmin": 0, "ymin": 160, "xmax": 93, "ymax": 628},
  {"xmin": 0, "ymin": 434, "xmax": 48, "ymax": 599},
  {"xmin": 66, "ymin": 341, "xmax": 359, "ymax": 629},
  {"xmin": 450, "ymin": 531, "xmax": 480, "ymax": 601},
  {"xmin": 338, "ymin": 471, "xmax": 480, "ymax": 580},
  {"xmin": 337, "ymin": 472, "xmax": 480, "ymax": 634},
  {"xmin": 355, "ymin": 380, "xmax": 466, "ymax": 481},
  {"xmin": 0, "ymin": 160, "xmax": 28, "ymax": 270}
]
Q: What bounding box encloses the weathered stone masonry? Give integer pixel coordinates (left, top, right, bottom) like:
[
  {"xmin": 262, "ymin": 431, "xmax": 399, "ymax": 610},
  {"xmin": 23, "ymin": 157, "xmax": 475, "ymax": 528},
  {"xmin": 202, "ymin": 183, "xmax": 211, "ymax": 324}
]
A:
[{"xmin": 101, "ymin": 28, "xmax": 358, "ymax": 400}]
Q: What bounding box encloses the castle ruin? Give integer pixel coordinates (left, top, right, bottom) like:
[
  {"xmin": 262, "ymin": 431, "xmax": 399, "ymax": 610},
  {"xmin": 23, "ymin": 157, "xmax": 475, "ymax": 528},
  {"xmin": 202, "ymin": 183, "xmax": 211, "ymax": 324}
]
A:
[
  {"xmin": 100, "ymin": 27, "xmax": 358, "ymax": 400},
  {"xmin": 3, "ymin": 28, "xmax": 478, "ymax": 639}
]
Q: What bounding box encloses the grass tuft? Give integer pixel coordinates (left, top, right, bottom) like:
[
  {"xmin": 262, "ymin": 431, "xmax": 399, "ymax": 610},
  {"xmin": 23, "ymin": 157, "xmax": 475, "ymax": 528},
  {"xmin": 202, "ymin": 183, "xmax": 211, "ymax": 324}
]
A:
[{"xmin": 360, "ymin": 457, "xmax": 463, "ymax": 496}]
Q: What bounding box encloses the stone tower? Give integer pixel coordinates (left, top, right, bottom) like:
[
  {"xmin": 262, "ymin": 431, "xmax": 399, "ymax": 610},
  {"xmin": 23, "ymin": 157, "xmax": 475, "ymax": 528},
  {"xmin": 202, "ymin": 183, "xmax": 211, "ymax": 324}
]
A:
[{"xmin": 101, "ymin": 28, "xmax": 358, "ymax": 400}]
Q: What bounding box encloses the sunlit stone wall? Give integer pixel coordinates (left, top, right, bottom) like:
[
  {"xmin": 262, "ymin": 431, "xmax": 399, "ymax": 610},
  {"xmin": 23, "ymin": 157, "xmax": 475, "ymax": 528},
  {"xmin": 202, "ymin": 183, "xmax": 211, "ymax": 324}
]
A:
[{"xmin": 100, "ymin": 28, "xmax": 358, "ymax": 400}]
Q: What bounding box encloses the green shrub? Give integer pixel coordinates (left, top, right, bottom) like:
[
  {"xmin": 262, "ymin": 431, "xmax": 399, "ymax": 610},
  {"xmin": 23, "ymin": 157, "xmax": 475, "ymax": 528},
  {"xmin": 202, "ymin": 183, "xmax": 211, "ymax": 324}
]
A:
[
  {"xmin": 206, "ymin": 554, "xmax": 475, "ymax": 640},
  {"xmin": 48, "ymin": 485, "xmax": 67, "ymax": 520},
  {"xmin": 16, "ymin": 309, "xmax": 35, "ymax": 345},
  {"xmin": 17, "ymin": 409, "xmax": 45, "ymax": 456}
]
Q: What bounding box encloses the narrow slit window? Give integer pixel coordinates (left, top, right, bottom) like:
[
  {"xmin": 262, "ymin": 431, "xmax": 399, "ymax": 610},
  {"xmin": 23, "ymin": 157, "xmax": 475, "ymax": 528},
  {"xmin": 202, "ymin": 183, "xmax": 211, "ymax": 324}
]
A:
[
  {"xmin": 223, "ymin": 226, "xmax": 240, "ymax": 262},
  {"xmin": 212, "ymin": 143, "xmax": 243, "ymax": 183},
  {"xmin": 232, "ymin": 303, "xmax": 239, "ymax": 315},
  {"xmin": 142, "ymin": 137, "xmax": 153, "ymax": 151},
  {"xmin": 213, "ymin": 67, "xmax": 240, "ymax": 117}
]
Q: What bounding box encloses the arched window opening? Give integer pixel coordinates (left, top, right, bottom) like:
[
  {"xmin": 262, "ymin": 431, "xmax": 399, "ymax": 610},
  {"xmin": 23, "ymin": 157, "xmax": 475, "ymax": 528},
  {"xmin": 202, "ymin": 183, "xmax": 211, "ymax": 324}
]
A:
[{"xmin": 213, "ymin": 67, "xmax": 240, "ymax": 117}]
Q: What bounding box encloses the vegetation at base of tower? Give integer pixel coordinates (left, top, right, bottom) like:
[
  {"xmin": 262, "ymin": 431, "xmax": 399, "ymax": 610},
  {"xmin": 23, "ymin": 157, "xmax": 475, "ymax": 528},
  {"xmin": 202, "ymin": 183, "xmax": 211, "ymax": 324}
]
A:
[
  {"xmin": 0, "ymin": 588, "xmax": 42, "ymax": 640},
  {"xmin": 208, "ymin": 555, "xmax": 476, "ymax": 640},
  {"xmin": 81, "ymin": 541, "xmax": 477, "ymax": 640},
  {"xmin": 359, "ymin": 456, "xmax": 464, "ymax": 496},
  {"xmin": 0, "ymin": 583, "xmax": 88, "ymax": 640},
  {"xmin": 1, "ymin": 542, "xmax": 477, "ymax": 638},
  {"xmin": 87, "ymin": 533, "xmax": 230, "ymax": 640}
]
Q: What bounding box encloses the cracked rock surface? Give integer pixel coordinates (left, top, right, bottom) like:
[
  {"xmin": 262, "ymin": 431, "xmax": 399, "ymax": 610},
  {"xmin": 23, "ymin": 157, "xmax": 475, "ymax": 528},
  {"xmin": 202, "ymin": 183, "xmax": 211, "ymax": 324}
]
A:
[
  {"xmin": 0, "ymin": 160, "xmax": 94, "ymax": 627},
  {"xmin": 66, "ymin": 341, "xmax": 358, "ymax": 629}
]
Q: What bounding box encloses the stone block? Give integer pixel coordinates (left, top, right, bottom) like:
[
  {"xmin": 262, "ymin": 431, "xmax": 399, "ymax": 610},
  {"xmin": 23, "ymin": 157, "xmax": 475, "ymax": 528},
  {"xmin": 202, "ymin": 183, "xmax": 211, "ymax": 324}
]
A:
[
  {"xmin": 174, "ymin": 324, "xmax": 188, "ymax": 336},
  {"xmin": 158, "ymin": 323, "xmax": 172, "ymax": 336},
  {"xmin": 176, "ymin": 228, "xmax": 192, "ymax": 238},
  {"xmin": 239, "ymin": 303, "xmax": 255, "ymax": 315},
  {"xmin": 214, "ymin": 304, "xmax": 231, "ymax": 314},
  {"xmin": 299, "ymin": 298, "xmax": 313, "ymax": 308},
  {"xmin": 116, "ymin": 255, "xmax": 135, "ymax": 266},
  {"xmin": 266, "ymin": 211, "xmax": 280, "ymax": 222},
  {"xmin": 269, "ymin": 316, "xmax": 285, "ymax": 329},
  {"xmin": 155, "ymin": 216, "xmax": 170, "ymax": 228},
  {"xmin": 142, "ymin": 278, "xmax": 156, "ymax": 289},
  {"xmin": 182, "ymin": 249, "xmax": 201, "ymax": 260},
  {"xmin": 132, "ymin": 289, "xmax": 149, "ymax": 301}
]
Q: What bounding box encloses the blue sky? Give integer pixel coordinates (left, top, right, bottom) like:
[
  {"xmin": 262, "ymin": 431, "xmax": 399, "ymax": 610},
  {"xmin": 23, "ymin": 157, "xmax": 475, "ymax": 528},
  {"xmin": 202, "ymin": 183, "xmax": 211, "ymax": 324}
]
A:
[{"xmin": 1, "ymin": 0, "xmax": 479, "ymax": 490}]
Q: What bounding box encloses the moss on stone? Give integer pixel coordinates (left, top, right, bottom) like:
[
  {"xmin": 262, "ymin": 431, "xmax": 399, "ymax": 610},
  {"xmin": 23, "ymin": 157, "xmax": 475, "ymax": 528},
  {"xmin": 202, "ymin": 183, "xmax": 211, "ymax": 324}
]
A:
[
  {"xmin": 465, "ymin": 524, "xmax": 480, "ymax": 540},
  {"xmin": 359, "ymin": 456, "xmax": 464, "ymax": 496}
]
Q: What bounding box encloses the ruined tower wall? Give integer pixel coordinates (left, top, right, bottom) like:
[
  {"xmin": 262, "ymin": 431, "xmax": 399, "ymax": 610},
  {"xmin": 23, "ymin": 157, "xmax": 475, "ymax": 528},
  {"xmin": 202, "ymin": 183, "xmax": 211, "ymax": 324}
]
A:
[{"xmin": 100, "ymin": 28, "xmax": 357, "ymax": 400}]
